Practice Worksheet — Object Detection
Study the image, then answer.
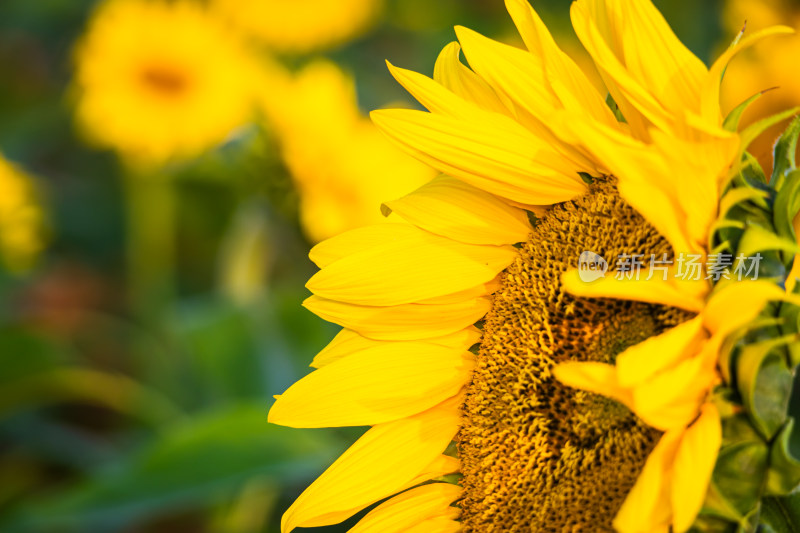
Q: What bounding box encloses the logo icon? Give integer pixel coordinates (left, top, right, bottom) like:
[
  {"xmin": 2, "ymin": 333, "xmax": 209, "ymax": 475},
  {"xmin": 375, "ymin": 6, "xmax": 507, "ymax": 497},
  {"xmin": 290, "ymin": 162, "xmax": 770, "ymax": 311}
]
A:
[{"xmin": 578, "ymin": 250, "xmax": 608, "ymax": 282}]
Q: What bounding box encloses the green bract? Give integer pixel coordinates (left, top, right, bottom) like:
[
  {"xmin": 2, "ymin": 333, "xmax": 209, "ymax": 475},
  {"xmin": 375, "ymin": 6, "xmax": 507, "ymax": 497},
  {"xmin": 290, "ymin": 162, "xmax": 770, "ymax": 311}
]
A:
[{"xmin": 698, "ymin": 116, "xmax": 800, "ymax": 532}]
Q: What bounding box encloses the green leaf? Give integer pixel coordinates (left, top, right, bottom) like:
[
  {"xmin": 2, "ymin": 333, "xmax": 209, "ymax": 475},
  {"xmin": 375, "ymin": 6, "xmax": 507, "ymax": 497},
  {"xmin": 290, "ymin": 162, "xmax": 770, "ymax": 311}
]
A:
[
  {"xmin": 737, "ymin": 152, "xmax": 769, "ymax": 185},
  {"xmin": 0, "ymin": 327, "xmax": 69, "ymax": 387},
  {"xmin": 724, "ymin": 91, "xmax": 768, "ymax": 132},
  {"xmin": 766, "ymin": 418, "xmax": 800, "ymax": 496},
  {"xmin": 712, "ymin": 185, "xmax": 770, "ymax": 251},
  {"xmin": 173, "ymin": 297, "xmax": 264, "ymax": 405},
  {"xmin": 737, "ymin": 342, "xmax": 793, "ymax": 440},
  {"xmin": 738, "ymin": 225, "xmax": 800, "ymax": 259},
  {"xmin": 773, "ymin": 170, "xmax": 800, "ymax": 250},
  {"xmin": 760, "ymin": 493, "xmax": 800, "ymax": 531},
  {"xmin": 705, "ymin": 443, "xmax": 769, "ymax": 523},
  {"xmin": 719, "ymin": 187, "xmax": 771, "ymax": 218},
  {"xmin": 730, "ymin": 228, "xmax": 789, "ymax": 283},
  {"xmin": 719, "ymin": 317, "xmax": 785, "ymax": 387},
  {"xmin": 703, "ymin": 414, "xmax": 768, "ymax": 525},
  {"xmin": 772, "ymin": 116, "xmax": 800, "ymax": 188},
  {"xmin": 740, "ymin": 108, "xmax": 800, "ymax": 159},
  {"xmin": 0, "ymin": 404, "xmax": 348, "ymax": 532},
  {"xmin": 691, "ymin": 513, "xmax": 751, "ymax": 532},
  {"xmin": 779, "ymin": 287, "xmax": 800, "ymax": 366}
]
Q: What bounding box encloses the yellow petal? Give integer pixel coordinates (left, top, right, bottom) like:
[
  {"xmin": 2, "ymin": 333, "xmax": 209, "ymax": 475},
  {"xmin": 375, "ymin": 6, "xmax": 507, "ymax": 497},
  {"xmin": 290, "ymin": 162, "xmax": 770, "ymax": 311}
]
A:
[
  {"xmin": 701, "ymin": 26, "xmax": 795, "ymax": 125},
  {"xmin": 615, "ymin": 317, "xmax": 705, "ymax": 388},
  {"xmin": 388, "ymin": 61, "xmax": 494, "ymax": 121},
  {"xmin": 631, "ymin": 352, "xmax": 716, "ymax": 431},
  {"xmin": 702, "ymin": 281, "xmax": 786, "ymax": 336},
  {"xmin": 349, "ymin": 483, "xmax": 461, "ymax": 533},
  {"xmin": 371, "ymin": 108, "xmax": 586, "ymax": 205},
  {"xmin": 554, "ymin": 113, "xmax": 724, "ymax": 255},
  {"xmin": 550, "ymin": 111, "xmax": 662, "ymax": 211},
  {"xmin": 504, "ymin": 0, "xmax": 617, "ymax": 129},
  {"xmin": 697, "ymin": 282, "xmax": 790, "ymax": 373},
  {"xmin": 671, "ymin": 403, "xmax": 722, "ymax": 533},
  {"xmin": 303, "ymin": 295, "xmax": 491, "ymax": 341},
  {"xmin": 419, "ymin": 276, "xmax": 501, "ymax": 304},
  {"xmin": 405, "ymin": 517, "xmax": 462, "ymax": 533},
  {"xmin": 268, "ymin": 341, "xmax": 473, "ymax": 428},
  {"xmin": 613, "ymin": 429, "xmax": 682, "ymax": 533},
  {"xmin": 414, "ymin": 328, "xmax": 482, "ymax": 349},
  {"xmin": 311, "ymin": 328, "xmax": 482, "ymax": 368},
  {"xmin": 454, "ymin": 24, "xmax": 599, "ymax": 173},
  {"xmin": 433, "ymin": 42, "xmax": 512, "ymax": 116},
  {"xmin": 408, "ymin": 454, "xmax": 461, "ymax": 487},
  {"xmin": 552, "ymin": 361, "xmax": 633, "ymax": 410},
  {"xmin": 311, "ymin": 328, "xmax": 382, "ymax": 368},
  {"xmin": 383, "ymin": 176, "xmax": 531, "ymax": 246},
  {"xmin": 615, "ymin": 0, "xmax": 707, "ymax": 113},
  {"xmin": 453, "ymin": 24, "xmax": 556, "ymax": 122},
  {"xmin": 570, "ymin": 0, "xmax": 668, "ymax": 138},
  {"xmin": 309, "ymin": 223, "xmax": 420, "ymax": 268},
  {"xmin": 280, "ymin": 398, "xmax": 460, "ymax": 532},
  {"xmin": 562, "ymin": 269, "xmax": 707, "ymax": 313},
  {"xmin": 640, "ymin": 131, "xmax": 735, "ymax": 247},
  {"xmin": 307, "ymin": 228, "xmax": 516, "ymax": 306},
  {"xmin": 617, "ymin": 174, "xmax": 697, "ymax": 256},
  {"xmin": 571, "ymin": 0, "xmax": 706, "ymax": 136}
]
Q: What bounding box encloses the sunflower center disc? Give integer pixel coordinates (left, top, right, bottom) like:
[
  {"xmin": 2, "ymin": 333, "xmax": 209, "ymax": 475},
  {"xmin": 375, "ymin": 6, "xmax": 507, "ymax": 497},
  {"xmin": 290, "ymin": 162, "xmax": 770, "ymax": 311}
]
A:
[
  {"xmin": 458, "ymin": 179, "xmax": 692, "ymax": 531},
  {"xmin": 140, "ymin": 65, "xmax": 189, "ymax": 96}
]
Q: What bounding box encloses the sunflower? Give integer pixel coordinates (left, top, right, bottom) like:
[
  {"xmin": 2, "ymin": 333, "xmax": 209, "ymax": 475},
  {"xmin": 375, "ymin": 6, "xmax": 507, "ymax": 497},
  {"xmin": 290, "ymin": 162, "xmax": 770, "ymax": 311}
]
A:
[
  {"xmin": 72, "ymin": 0, "xmax": 257, "ymax": 166},
  {"xmin": 260, "ymin": 60, "xmax": 435, "ymax": 243},
  {"xmin": 211, "ymin": 0, "xmax": 383, "ymax": 53},
  {"xmin": 0, "ymin": 154, "xmax": 46, "ymax": 273},
  {"xmin": 269, "ymin": 1, "xmax": 800, "ymax": 531}
]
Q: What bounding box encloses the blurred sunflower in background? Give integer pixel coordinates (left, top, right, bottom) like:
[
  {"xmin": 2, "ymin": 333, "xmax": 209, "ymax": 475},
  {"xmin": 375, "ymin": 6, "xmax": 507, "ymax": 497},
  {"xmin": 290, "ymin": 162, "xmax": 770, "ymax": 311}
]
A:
[
  {"xmin": 72, "ymin": 0, "xmax": 258, "ymax": 167},
  {"xmin": 721, "ymin": 0, "xmax": 800, "ymax": 167},
  {"xmin": 270, "ymin": 0, "xmax": 800, "ymax": 531},
  {"xmin": 0, "ymin": 155, "xmax": 46, "ymax": 273},
  {"xmin": 261, "ymin": 60, "xmax": 435, "ymax": 243},
  {"xmin": 212, "ymin": 0, "xmax": 384, "ymax": 53}
]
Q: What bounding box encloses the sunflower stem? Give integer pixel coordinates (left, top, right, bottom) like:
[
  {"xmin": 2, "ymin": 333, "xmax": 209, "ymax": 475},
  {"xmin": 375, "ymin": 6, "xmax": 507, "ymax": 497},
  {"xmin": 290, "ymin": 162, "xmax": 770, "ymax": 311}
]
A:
[{"xmin": 123, "ymin": 167, "xmax": 177, "ymax": 323}]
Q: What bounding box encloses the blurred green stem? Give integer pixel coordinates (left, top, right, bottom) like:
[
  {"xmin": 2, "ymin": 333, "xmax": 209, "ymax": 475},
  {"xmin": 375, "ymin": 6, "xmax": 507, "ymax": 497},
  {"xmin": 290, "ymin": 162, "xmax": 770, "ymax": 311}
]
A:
[{"xmin": 124, "ymin": 170, "xmax": 177, "ymax": 322}]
